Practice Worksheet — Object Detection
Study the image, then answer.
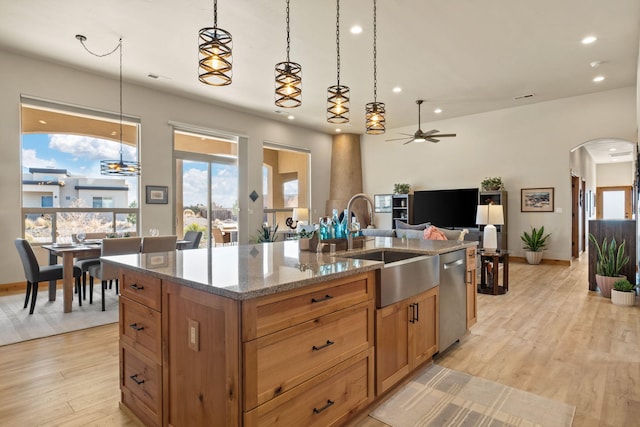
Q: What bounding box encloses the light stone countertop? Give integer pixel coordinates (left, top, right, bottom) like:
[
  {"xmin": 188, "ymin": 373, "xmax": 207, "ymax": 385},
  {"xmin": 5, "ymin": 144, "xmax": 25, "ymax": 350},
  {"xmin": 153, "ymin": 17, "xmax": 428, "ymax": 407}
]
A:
[{"xmin": 102, "ymin": 237, "xmax": 476, "ymax": 300}]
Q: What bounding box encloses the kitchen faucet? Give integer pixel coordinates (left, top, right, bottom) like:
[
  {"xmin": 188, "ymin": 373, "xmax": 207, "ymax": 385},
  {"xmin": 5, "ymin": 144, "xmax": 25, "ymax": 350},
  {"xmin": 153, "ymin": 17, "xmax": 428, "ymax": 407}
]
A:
[{"xmin": 346, "ymin": 193, "xmax": 374, "ymax": 250}]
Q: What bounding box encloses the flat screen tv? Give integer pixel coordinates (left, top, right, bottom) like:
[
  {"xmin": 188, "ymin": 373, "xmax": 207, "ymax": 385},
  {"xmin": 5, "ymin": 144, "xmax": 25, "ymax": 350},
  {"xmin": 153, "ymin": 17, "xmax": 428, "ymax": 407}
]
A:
[{"xmin": 413, "ymin": 188, "xmax": 479, "ymax": 228}]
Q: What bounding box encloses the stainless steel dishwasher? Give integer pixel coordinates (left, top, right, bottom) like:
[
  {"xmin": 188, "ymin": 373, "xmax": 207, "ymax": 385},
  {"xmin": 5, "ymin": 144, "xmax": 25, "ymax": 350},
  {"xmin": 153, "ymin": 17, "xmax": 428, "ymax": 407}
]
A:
[{"xmin": 438, "ymin": 249, "xmax": 467, "ymax": 353}]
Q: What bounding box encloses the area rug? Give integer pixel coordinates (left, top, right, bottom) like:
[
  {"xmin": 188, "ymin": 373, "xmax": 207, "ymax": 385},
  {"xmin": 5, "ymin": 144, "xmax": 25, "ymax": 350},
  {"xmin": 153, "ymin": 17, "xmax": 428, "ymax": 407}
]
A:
[
  {"xmin": 0, "ymin": 288, "xmax": 119, "ymax": 347},
  {"xmin": 370, "ymin": 364, "xmax": 575, "ymax": 427}
]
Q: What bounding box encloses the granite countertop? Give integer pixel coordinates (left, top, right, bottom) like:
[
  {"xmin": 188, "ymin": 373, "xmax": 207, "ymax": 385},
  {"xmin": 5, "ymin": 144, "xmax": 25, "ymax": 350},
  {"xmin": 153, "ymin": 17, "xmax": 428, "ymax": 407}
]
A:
[{"xmin": 102, "ymin": 237, "xmax": 475, "ymax": 300}]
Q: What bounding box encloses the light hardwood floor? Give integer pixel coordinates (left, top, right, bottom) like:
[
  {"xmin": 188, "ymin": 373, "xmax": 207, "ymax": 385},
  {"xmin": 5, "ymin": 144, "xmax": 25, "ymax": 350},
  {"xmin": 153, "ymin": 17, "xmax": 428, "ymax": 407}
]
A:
[{"xmin": 0, "ymin": 254, "xmax": 638, "ymax": 426}]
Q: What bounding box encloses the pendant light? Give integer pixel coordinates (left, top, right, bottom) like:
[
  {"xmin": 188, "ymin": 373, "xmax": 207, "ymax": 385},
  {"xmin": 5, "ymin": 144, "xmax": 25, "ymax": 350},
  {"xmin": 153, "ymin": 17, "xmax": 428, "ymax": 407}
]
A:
[
  {"xmin": 198, "ymin": 0, "xmax": 232, "ymax": 86},
  {"xmin": 365, "ymin": 0, "xmax": 386, "ymax": 134},
  {"xmin": 76, "ymin": 35, "xmax": 141, "ymax": 176},
  {"xmin": 275, "ymin": 0, "xmax": 302, "ymax": 107},
  {"xmin": 327, "ymin": 0, "xmax": 350, "ymax": 123}
]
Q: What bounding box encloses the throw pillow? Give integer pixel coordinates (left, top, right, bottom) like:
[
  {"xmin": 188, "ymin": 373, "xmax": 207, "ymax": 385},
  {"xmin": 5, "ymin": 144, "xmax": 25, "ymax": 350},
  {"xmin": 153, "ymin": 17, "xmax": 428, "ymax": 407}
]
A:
[
  {"xmin": 437, "ymin": 227, "xmax": 465, "ymax": 241},
  {"xmin": 395, "ymin": 220, "xmax": 430, "ymax": 230},
  {"xmin": 396, "ymin": 229, "xmax": 425, "ymax": 240},
  {"xmin": 424, "ymin": 225, "xmax": 448, "ymax": 240}
]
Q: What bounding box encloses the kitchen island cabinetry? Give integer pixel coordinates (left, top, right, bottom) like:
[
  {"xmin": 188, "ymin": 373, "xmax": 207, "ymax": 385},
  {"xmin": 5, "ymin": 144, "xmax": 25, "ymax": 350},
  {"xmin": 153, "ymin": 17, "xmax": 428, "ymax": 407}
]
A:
[
  {"xmin": 375, "ymin": 286, "xmax": 438, "ymax": 394},
  {"xmin": 466, "ymin": 247, "xmax": 477, "ymax": 329}
]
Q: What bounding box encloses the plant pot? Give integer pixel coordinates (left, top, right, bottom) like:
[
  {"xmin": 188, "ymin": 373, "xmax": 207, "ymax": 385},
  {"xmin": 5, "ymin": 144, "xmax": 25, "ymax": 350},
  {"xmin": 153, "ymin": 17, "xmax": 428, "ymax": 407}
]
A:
[
  {"xmin": 611, "ymin": 289, "xmax": 636, "ymax": 306},
  {"xmin": 525, "ymin": 251, "xmax": 543, "ymax": 265},
  {"xmin": 594, "ymin": 274, "xmax": 623, "ymax": 298}
]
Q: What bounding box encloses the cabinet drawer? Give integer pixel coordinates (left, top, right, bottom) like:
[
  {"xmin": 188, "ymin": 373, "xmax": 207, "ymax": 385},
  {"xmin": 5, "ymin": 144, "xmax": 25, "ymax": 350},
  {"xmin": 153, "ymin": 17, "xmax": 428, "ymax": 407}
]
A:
[
  {"xmin": 119, "ymin": 296, "xmax": 162, "ymax": 363},
  {"xmin": 120, "ymin": 269, "xmax": 161, "ymax": 310},
  {"xmin": 120, "ymin": 342, "xmax": 162, "ymax": 425},
  {"xmin": 242, "ymin": 271, "xmax": 374, "ymax": 341},
  {"xmin": 244, "ymin": 301, "xmax": 373, "ymax": 410},
  {"xmin": 244, "ymin": 348, "xmax": 374, "ymax": 427}
]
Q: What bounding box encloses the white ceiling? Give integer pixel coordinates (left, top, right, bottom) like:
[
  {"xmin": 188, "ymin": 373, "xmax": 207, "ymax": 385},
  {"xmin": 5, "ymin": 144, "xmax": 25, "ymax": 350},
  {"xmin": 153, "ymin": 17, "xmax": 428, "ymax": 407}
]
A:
[{"xmin": 0, "ymin": 0, "xmax": 638, "ymax": 159}]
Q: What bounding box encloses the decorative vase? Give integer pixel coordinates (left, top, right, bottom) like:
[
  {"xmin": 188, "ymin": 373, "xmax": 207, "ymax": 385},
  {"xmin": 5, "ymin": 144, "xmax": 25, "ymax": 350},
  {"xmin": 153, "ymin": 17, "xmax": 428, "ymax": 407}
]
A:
[
  {"xmin": 595, "ymin": 274, "xmax": 621, "ymax": 298},
  {"xmin": 525, "ymin": 251, "xmax": 543, "ymax": 265},
  {"xmin": 611, "ymin": 289, "xmax": 636, "ymax": 306}
]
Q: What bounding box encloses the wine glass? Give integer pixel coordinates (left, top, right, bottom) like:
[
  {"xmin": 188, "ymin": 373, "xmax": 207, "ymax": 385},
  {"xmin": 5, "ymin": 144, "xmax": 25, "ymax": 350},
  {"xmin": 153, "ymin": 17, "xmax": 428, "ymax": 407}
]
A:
[{"xmin": 76, "ymin": 232, "xmax": 86, "ymax": 244}]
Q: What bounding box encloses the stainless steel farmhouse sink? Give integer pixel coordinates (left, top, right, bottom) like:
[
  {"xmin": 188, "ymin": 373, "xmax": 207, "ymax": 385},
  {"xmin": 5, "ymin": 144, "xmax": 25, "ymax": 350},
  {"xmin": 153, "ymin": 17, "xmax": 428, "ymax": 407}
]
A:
[{"xmin": 342, "ymin": 250, "xmax": 440, "ymax": 307}]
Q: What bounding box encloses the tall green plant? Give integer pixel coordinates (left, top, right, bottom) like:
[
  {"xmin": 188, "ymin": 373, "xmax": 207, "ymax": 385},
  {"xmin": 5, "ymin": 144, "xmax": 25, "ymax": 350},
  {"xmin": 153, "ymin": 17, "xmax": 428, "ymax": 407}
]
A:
[
  {"xmin": 520, "ymin": 226, "xmax": 550, "ymax": 252},
  {"xmin": 588, "ymin": 234, "xmax": 629, "ymax": 277},
  {"xmin": 255, "ymin": 224, "xmax": 279, "ymax": 243}
]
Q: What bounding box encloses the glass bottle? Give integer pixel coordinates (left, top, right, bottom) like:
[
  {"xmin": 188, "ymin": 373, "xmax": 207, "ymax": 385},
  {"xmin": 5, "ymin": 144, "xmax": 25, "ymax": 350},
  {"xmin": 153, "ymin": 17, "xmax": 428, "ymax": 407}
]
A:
[
  {"xmin": 341, "ymin": 209, "xmax": 349, "ymax": 238},
  {"xmin": 332, "ymin": 209, "xmax": 342, "ymax": 239}
]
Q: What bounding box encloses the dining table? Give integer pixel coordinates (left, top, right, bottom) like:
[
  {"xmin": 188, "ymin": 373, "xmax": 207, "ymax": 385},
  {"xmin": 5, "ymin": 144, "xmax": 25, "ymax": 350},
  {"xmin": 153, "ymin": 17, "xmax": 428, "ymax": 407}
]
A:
[{"xmin": 42, "ymin": 242, "xmax": 102, "ymax": 313}]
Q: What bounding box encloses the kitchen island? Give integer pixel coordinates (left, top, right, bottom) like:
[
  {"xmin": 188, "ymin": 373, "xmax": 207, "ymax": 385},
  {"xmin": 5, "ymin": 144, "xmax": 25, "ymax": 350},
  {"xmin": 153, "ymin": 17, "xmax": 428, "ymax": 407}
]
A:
[{"xmin": 104, "ymin": 237, "xmax": 476, "ymax": 426}]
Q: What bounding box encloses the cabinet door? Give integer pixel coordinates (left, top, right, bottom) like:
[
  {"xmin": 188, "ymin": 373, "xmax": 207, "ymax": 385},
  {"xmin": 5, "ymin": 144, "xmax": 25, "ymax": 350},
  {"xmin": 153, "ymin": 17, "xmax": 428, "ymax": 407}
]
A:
[
  {"xmin": 409, "ymin": 287, "xmax": 438, "ymax": 369},
  {"xmin": 466, "ymin": 248, "xmax": 477, "ymax": 329},
  {"xmin": 164, "ymin": 282, "xmax": 240, "ymax": 427},
  {"xmin": 375, "ymin": 301, "xmax": 410, "ymax": 394}
]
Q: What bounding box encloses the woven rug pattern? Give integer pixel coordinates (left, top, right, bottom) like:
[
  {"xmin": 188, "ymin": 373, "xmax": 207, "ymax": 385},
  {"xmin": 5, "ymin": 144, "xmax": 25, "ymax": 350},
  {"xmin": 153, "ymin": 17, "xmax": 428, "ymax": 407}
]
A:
[
  {"xmin": 0, "ymin": 288, "xmax": 119, "ymax": 346},
  {"xmin": 371, "ymin": 364, "xmax": 575, "ymax": 427}
]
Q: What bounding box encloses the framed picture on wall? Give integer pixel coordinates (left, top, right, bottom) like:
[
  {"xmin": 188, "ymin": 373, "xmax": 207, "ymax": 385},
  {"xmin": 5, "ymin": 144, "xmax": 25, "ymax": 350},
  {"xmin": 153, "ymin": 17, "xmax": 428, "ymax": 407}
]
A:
[
  {"xmin": 146, "ymin": 185, "xmax": 168, "ymax": 204},
  {"xmin": 521, "ymin": 187, "xmax": 554, "ymax": 212},
  {"xmin": 374, "ymin": 194, "xmax": 392, "ymax": 213}
]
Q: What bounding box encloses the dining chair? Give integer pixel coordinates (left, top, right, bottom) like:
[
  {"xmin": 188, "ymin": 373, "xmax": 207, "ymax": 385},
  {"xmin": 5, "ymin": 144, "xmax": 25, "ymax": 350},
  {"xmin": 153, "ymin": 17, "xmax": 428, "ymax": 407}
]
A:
[
  {"xmin": 88, "ymin": 237, "xmax": 142, "ymax": 311},
  {"xmin": 141, "ymin": 235, "xmax": 178, "ymax": 253},
  {"xmin": 182, "ymin": 231, "xmax": 203, "ymax": 249},
  {"xmin": 72, "ymin": 232, "xmax": 107, "ymax": 300},
  {"xmin": 14, "ymin": 238, "xmax": 82, "ymax": 314},
  {"xmin": 212, "ymin": 227, "xmax": 231, "ymax": 246}
]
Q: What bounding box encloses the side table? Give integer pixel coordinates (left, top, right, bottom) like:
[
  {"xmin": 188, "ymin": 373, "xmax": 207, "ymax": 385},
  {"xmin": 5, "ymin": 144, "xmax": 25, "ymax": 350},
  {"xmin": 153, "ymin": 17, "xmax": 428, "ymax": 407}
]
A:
[{"xmin": 478, "ymin": 249, "xmax": 509, "ymax": 295}]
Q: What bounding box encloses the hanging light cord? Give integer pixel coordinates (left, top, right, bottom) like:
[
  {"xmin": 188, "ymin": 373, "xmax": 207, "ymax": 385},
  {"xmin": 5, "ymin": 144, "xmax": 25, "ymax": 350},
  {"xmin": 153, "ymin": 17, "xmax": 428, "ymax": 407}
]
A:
[
  {"xmin": 373, "ymin": 0, "xmax": 377, "ymax": 102},
  {"xmin": 335, "ymin": 0, "xmax": 341, "ymax": 86},
  {"xmin": 213, "ymin": 0, "xmax": 218, "ymax": 29},
  {"xmin": 285, "ymin": 0, "xmax": 291, "ymax": 62}
]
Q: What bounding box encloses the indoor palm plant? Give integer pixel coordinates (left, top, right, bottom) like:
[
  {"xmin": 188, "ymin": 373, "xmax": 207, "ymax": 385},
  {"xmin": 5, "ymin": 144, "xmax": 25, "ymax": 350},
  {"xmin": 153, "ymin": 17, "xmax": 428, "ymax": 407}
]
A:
[
  {"xmin": 520, "ymin": 226, "xmax": 550, "ymax": 264},
  {"xmin": 611, "ymin": 278, "xmax": 637, "ymax": 306},
  {"xmin": 588, "ymin": 234, "xmax": 629, "ymax": 298}
]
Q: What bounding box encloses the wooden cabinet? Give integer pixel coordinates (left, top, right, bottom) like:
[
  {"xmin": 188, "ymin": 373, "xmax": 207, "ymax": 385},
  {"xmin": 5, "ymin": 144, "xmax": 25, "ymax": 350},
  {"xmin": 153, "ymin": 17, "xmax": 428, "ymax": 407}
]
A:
[
  {"xmin": 478, "ymin": 190, "xmax": 508, "ymax": 250},
  {"xmin": 391, "ymin": 194, "xmax": 413, "ymax": 228},
  {"xmin": 119, "ymin": 270, "xmax": 163, "ymax": 427},
  {"xmin": 163, "ymin": 281, "xmax": 240, "ymax": 427},
  {"xmin": 465, "ymin": 247, "xmax": 477, "ymax": 329},
  {"xmin": 375, "ymin": 286, "xmax": 438, "ymax": 394},
  {"xmin": 242, "ymin": 271, "xmax": 375, "ymax": 426}
]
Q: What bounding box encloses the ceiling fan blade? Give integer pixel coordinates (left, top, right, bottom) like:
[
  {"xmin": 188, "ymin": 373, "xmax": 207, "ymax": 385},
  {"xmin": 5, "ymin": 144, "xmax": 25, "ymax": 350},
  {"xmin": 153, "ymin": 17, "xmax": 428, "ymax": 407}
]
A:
[
  {"xmin": 431, "ymin": 133, "xmax": 456, "ymax": 138},
  {"xmin": 426, "ymin": 137, "xmax": 440, "ymax": 143},
  {"xmin": 386, "ymin": 137, "xmax": 413, "ymax": 142},
  {"xmin": 423, "ymin": 129, "xmax": 440, "ymax": 137},
  {"xmin": 403, "ymin": 139, "xmax": 415, "ymax": 145}
]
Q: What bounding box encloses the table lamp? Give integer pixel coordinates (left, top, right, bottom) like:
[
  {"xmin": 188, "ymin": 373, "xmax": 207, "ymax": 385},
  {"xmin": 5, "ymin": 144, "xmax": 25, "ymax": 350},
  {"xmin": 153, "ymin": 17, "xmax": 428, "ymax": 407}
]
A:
[{"xmin": 476, "ymin": 204, "xmax": 504, "ymax": 252}]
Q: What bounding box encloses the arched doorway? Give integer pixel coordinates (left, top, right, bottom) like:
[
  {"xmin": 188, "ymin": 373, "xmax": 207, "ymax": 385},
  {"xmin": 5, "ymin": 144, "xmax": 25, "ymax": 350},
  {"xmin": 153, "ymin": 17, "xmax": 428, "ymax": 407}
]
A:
[{"xmin": 569, "ymin": 138, "xmax": 636, "ymax": 258}]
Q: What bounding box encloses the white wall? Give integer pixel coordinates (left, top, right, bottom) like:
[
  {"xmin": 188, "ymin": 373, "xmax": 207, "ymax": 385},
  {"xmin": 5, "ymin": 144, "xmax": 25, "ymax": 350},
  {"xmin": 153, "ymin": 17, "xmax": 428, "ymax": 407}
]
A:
[
  {"xmin": 0, "ymin": 49, "xmax": 332, "ymax": 285},
  {"xmin": 596, "ymin": 162, "xmax": 634, "ymax": 187},
  {"xmin": 362, "ymin": 87, "xmax": 637, "ymax": 262}
]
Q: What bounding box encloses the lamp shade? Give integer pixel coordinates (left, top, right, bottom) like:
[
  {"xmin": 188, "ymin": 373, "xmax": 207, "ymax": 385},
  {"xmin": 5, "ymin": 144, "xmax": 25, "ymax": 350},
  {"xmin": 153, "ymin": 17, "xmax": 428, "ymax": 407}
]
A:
[
  {"xmin": 292, "ymin": 208, "xmax": 309, "ymax": 223},
  {"xmin": 476, "ymin": 204, "xmax": 504, "ymax": 225}
]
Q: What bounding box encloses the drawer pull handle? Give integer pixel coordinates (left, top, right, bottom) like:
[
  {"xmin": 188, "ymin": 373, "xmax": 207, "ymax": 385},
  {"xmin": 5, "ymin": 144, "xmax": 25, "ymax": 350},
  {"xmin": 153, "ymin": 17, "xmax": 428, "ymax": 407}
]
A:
[
  {"xmin": 129, "ymin": 323, "xmax": 145, "ymax": 331},
  {"xmin": 129, "ymin": 374, "xmax": 145, "ymax": 385},
  {"xmin": 313, "ymin": 399, "xmax": 335, "ymax": 414},
  {"xmin": 311, "ymin": 294, "xmax": 333, "ymax": 304},
  {"xmin": 409, "ymin": 303, "xmax": 416, "ymax": 323},
  {"xmin": 130, "ymin": 284, "xmax": 145, "ymax": 291},
  {"xmin": 312, "ymin": 340, "xmax": 335, "ymax": 351}
]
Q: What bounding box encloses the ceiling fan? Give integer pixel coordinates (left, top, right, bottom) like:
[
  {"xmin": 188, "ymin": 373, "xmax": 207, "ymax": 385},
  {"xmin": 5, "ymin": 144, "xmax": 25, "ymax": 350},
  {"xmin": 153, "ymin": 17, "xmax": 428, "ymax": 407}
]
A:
[{"xmin": 386, "ymin": 100, "xmax": 457, "ymax": 145}]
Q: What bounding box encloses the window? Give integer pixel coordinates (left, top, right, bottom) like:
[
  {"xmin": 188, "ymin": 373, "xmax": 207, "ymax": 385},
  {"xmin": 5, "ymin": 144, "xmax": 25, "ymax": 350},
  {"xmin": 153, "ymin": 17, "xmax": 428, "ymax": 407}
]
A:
[
  {"xmin": 21, "ymin": 98, "xmax": 140, "ymax": 242},
  {"xmin": 283, "ymin": 179, "xmax": 298, "ymax": 208}
]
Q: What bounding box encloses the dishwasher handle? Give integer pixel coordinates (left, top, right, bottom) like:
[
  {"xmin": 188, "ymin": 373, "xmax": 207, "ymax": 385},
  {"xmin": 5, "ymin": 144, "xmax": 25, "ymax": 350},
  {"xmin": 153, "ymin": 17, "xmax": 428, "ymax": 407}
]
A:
[{"xmin": 443, "ymin": 259, "xmax": 464, "ymax": 269}]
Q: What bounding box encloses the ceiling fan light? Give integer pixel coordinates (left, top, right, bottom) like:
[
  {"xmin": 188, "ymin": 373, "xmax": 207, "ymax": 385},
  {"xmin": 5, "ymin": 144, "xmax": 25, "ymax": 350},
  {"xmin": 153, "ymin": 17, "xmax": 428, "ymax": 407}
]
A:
[
  {"xmin": 413, "ymin": 137, "xmax": 426, "ymax": 143},
  {"xmin": 366, "ymin": 102, "xmax": 386, "ymax": 134}
]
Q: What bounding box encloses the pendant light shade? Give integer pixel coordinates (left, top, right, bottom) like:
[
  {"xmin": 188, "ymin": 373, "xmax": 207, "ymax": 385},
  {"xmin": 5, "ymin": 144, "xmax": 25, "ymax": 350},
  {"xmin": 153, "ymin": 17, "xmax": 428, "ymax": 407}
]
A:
[
  {"xmin": 275, "ymin": 0, "xmax": 302, "ymax": 108},
  {"xmin": 365, "ymin": 0, "xmax": 386, "ymax": 134},
  {"xmin": 199, "ymin": 0, "xmax": 232, "ymax": 86},
  {"xmin": 76, "ymin": 35, "xmax": 141, "ymax": 176},
  {"xmin": 327, "ymin": 0, "xmax": 350, "ymax": 123}
]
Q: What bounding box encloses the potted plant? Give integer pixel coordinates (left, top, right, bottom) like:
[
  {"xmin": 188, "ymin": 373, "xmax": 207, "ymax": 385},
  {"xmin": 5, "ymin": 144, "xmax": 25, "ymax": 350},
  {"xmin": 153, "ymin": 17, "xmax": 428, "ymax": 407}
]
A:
[
  {"xmin": 480, "ymin": 177, "xmax": 504, "ymax": 191},
  {"xmin": 611, "ymin": 278, "xmax": 637, "ymax": 306},
  {"xmin": 520, "ymin": 226, "xmax": 550, "ymax": 264},
  {"xmin": 255, "ymin": 224, "xmax": 279, "ymax": 243},
  {"xmin": 393, "ymin": 183, "xmax": 411, "ymax": 194},
  {"xmin": 588, "ymin": 234, "xmax": 629, "ymax": 298}
]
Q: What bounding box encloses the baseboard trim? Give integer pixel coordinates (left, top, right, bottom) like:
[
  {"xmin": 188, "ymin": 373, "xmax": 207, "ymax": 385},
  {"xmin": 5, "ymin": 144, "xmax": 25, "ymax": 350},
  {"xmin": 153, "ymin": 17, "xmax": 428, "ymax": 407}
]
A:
[
  {"xmin": 0, "ymin": 280, "xmax": 65, "ymax": 295},
  {"xmin": 509, "ymin": 256, "xmax": 571, "ymax": 266}
]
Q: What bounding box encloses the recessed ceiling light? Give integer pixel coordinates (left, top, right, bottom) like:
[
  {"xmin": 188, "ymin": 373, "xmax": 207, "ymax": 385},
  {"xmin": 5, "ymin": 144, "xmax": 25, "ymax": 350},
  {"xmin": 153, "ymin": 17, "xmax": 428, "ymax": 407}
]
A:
[
  {"xmin": 287, "ymin": 115, "xmax": 294, "ymax": 120},
  {"xmin": 589, "ymin": 60, "xmax": 603, "ymax": 68},
  {"xmin": 593, "ymin": 75, "xmax": 605, "ymax": 82},
  {"xmin": 38, "ymin": 120, "xmax": 47, "ymax": 124},
  {"xmin": 581, "ymin": 36, "xmax": 597, "ymax": 44},
  {"xmin": 434, "ymin": 108, "xmax": 442, "ymax": 114},
  {"xmin": 335, "ymin": 128, "xmax": 341, "ymax": 133},
  {"xmin": 350, "ymin": 25, "xmax": 362, "ymax": 34},
  {"xmin": 609, "ymin": 147, "xmax": 617, "ymax": 152},
  {"xmin": 392, "ymin": 86, "xmax": 402, "ymax": 93}
]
